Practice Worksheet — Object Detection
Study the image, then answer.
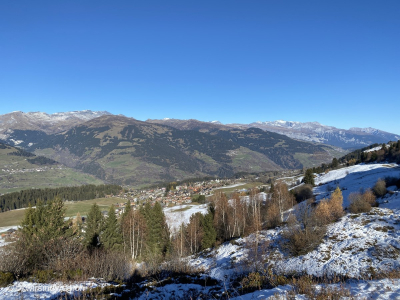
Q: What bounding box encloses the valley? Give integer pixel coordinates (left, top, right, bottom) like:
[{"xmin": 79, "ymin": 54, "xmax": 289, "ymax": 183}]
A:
[{"xmin": 0, "ymin": 111, "xmax": 400, "ymax": 299}]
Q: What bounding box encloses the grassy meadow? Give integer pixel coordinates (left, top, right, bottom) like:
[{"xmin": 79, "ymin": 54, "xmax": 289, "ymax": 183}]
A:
[{"xmin": 0, "ymin": 197, "xmax": 125, "ymax": 229}]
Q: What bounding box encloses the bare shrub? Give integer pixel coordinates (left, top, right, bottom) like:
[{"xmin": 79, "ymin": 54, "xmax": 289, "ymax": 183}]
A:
[
  {"xmin": 348, "ymin": 192, "xmax": 371, "ymax": 213},
  {"xmin": 329, "ymin": 187, "xmax": 344, "ymax": 220},
  {"xmin": 80, "ymin": 249, "xmax": 130, "ymax": 281},
  {"xmin": 363, "ymin": 189, "xmax": 376, "ymax": 207},
  {"xmin": 0, "ymin": 238, "xmax": 33, "ymax": 276},
  {"xmin": 265, "ymin": 202, "xmax": 281, "ymax": 228},
  {"xmin": 373, "ymin": 179, "xmax": 387, "ymax": 197},
  {"xmin": 314, "ymin": 199, "xmax": 333, "ymax": 225},
  {"xmin": 314, "ymin": 187, "xmax": 344, "ymax": 226},
  {"xmin": 282, "ymin": 202, "xmax": 326, "ymax": 256}
]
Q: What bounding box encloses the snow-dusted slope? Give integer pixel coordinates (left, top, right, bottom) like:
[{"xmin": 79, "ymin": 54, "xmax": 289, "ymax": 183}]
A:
[
  {"xmin": 0, "ymin": 110, "xmax": 111, "ymax": 137},
  {"xmin": 313, "ymin": 163, "xmax": 400, "ymax": 207},
  {"xmin": 164, "ymin": 204, "xmax": 209, "ymax": 233}
]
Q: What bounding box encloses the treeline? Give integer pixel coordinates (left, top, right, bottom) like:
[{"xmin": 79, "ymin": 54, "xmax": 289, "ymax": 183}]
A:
[
  {"xmin": 0, "ymin": 184, "xmax": 122, "ymax": 212},
  {"xmin": 7, "ymin": 148, "xmax": 35, "ymax": 157},
  {"xmin": 4, "ymin": 144, "xmax": 58, "ymax": 165},
  {"xmin": 26, "ymin": 156, "xmax": 58, "ymax": 165},
  {"xmin": 309, "ymin": 140, "xmax": 400, "ymax": 175}
]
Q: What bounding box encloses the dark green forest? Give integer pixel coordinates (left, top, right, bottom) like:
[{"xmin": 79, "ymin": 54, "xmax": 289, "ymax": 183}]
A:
[{"xmin": 0, "ymin": 184, "xmax": 122, "ymax": 212}]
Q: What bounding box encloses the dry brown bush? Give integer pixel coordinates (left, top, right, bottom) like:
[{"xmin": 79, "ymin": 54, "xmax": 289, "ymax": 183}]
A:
[
  {"xmin": 265, "ymin": 202, "xmax": 281, "ymax": 228},
  {"xmin": 363, "ymin": 189, "xmax": 376, "ymax": 207},
  {"xmin": 348, "ymin": 192, "xmax": 371, "ymax": 213},
  {"xmin": 314, "ymin": 199, "xmax": 333, "ymax": 225},
  {"xmin": 373, "ymin": 179, "xmax": 387, "ymax": 197},
  {"xmin": 282, "ymin": 203, "xmax": 326, "ymax": 256}
]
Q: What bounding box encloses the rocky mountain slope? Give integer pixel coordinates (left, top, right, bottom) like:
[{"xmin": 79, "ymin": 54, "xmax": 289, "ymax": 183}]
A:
[
  {"xmin": 227, "ymin": 120, "xmax": 400, "ymax": 149},
  {"xmin": 0, "ymin": 110, "xmax": 111, "ymax": 140}
]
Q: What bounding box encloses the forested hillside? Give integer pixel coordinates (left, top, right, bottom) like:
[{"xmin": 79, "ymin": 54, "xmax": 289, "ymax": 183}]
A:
[
  {"xmin": 0, "ymin": 184, "xmax": 122, "ymax": 212},
  {"xmin": 2, "ymin": 115, "xmax": 338, "ymax": 186}
]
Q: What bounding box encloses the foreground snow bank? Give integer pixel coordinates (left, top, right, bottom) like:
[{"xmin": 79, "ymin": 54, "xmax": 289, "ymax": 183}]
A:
[
  {"xmin": 0, "ymin": 279, "xmax": 110, "ymax": 300},
  {"xmin": 229, "ymin": 278, "xmax": 400, "ymax": 300},
  {"xmin": 273, "ymin": 207, "xmax": 400, "ymax": 278}
]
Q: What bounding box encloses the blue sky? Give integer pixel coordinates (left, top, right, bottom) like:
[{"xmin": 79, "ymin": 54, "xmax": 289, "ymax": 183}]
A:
[{"xmin": 1, "ymin": 1, "xmax": 399, "ymax": 134}]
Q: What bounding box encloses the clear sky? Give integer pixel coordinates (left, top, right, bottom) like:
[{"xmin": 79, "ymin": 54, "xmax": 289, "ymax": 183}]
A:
[{"xmin": 1, "ymin": 1, "xmax": 399, "ymax": 134}]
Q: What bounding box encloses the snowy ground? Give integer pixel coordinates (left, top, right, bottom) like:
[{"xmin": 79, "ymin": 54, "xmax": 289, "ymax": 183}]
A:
[
  {"xmin": 0, "ymin": 280, "xmax": 111, "ymax": 300},
  {"xmin": 314, "ymin": 163, "xmax": 400, "ymax": 207},
  {"xmin": 228, "ymin": 278, "xmax": 400, "ymax": 300},
  {"xmin": 0, "ymin": 226, "xmax": 18, "ymax": 248},
  {"xmin": 164, "ymin": 204, "xmax": 208, "ymax": 233}
]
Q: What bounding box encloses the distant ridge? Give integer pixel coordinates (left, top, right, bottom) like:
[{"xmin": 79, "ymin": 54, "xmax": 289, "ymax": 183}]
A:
[
  {"xmin": 0, "ymin": 110, "xmax": 112, "ymax": 140},
  {"xmin": 226, "ymin": 120, "xmax": 400, "ymax": 149}
]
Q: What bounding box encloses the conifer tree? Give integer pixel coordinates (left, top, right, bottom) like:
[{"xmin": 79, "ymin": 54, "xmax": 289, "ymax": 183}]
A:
[
  {"xmin": 141, "ymin": 202, "xmax": 170, "ymax": 257},
  {"xmin": 102, "ymin": 205, "xmax": 123, "ymax": 250},
  {"xmin": 331, "ymin": 157, "xmax": 339, "ymax": 169},
  {"xmin": 201, "ymin": 211, "xmax": 216, "ymax": 250},
  {"xmin": 303, "ymin": 168, "xmax": 315, "ymax": 186},
  {"xmin": 84, "ymin": 203, "xmax": 104, "ymax": 249}
]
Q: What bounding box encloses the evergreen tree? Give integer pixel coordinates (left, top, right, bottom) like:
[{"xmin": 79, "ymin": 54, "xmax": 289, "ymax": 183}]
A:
[
  {"xmin": 201, "ymin": 211, "xmax": 216, "ymax": 250},
  {"xmin": 46, "ymin": 197, "xmax": 67, "ymax": 240},
  {"xmin": 331, "ymin": 157, "xmax": 339, "ymax": 169},
  {"xmin": 84, "ymin": 203, "xmax": 104, "ymax": 249},
  {"xmin": 141, "ymin": 202, "xmax": 170, "ymax": 257},
  {"xmin": 121, "ymin": 200, "xmax": 131, "ymax": 221},
  {"xmin": 303, "ymin": 168, "xmax": 315, "ymax": 186},
  {"xmin": 18, "ymin": 198, "xmax": 68, "ymax": 271},
  {"xmin": 102, "ymin": 205, "xmax": 123, "ymax": 250}
]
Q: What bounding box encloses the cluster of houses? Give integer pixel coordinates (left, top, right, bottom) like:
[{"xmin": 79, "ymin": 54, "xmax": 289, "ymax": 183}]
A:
[
  {"xmin": 1, "ymin": 165, "xmax": 64, "ymax": 175},
  {"xmin": 112, "ymin": 179, "xmax": 243, "ymax": 214}
]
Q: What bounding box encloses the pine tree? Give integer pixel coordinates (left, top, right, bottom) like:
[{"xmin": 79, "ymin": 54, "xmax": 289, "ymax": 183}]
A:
[
  {"xmin": 201, "ymin": 211, "xmax": 216, "ymax": 250},
  {"xmin": 84, "ymin": 203, "xmax": 104, "ymax": 249},
  {"xmin": 102, "ymin": 205, "xmax": 123, "ymax": 250},
  {"xmin": 141, "ymin": 202, "xmax": 170, "ymax": 257},
  {"xmin": 303, "ymin": 169, "xmax": 315, "ymax": 186},
  {"xmin": 331, "ymin": 158, "xmax": 339, "ymax": 169},
  {"xmin": 46, "ymin": 197, "xmax": 67, "ymax": 240}
]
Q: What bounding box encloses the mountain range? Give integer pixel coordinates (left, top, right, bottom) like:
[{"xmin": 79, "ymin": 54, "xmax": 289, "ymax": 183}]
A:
[
  {"xmin": 226, "ymin": 120, "xmax": 400, "ymax": 149},
  {"xmin": 0, "ymin": 110, "xmax": 397, "ymax": 187}
]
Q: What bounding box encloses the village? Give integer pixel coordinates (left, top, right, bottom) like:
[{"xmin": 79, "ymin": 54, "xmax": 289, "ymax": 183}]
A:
[{"xmin": 111, "ymin": 178, "xmax": 271, "ymax": 214}]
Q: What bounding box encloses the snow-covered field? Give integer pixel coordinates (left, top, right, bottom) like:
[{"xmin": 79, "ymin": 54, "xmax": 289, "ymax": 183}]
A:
[
  {"xmin": 164, "ymin": 204, "xmax": 208, "ymax": 233},
  {"xmin": 0, "ymin": 280, "xmax": 111, "ymax": 300}
]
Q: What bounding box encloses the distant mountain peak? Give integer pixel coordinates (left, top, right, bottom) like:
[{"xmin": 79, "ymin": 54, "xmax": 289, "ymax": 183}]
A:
[
  {"xmin": 0, "ymin": 110, "xmax": 112, "ymax": 136},
  {"xmin": 227, "ymin": 120, "xmax": 399, "ymax": 149}
]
